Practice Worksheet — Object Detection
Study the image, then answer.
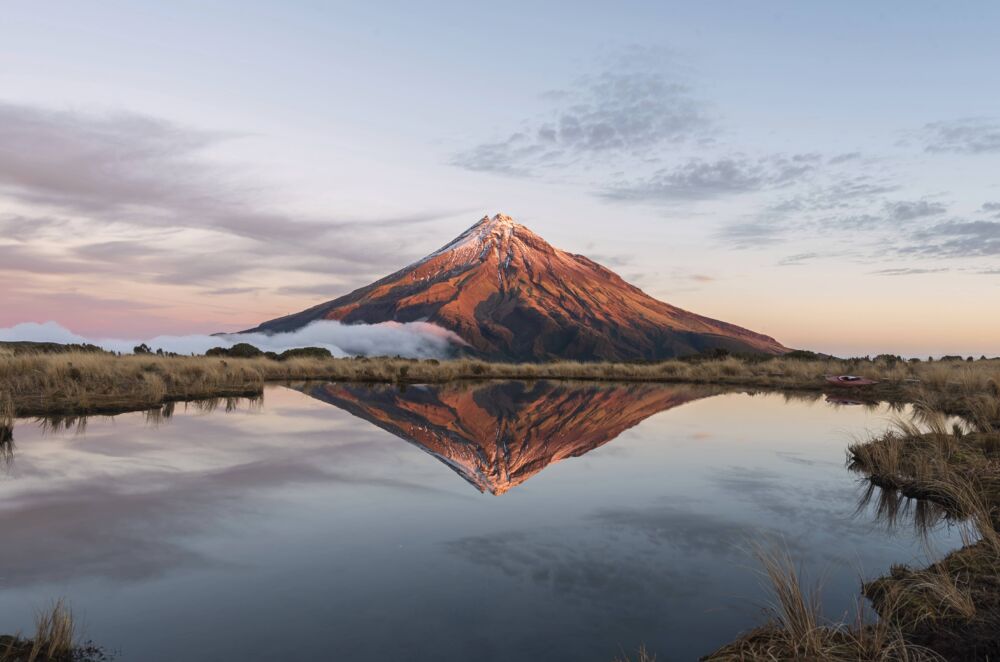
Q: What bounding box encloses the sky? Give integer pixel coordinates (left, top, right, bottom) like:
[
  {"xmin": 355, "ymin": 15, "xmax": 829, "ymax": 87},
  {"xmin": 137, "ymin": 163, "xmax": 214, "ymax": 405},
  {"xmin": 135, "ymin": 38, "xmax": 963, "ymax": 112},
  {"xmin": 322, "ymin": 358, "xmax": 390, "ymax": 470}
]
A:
[{"xmin": 1, "ymin": 1, "xmax": 999, "ymax": 357}]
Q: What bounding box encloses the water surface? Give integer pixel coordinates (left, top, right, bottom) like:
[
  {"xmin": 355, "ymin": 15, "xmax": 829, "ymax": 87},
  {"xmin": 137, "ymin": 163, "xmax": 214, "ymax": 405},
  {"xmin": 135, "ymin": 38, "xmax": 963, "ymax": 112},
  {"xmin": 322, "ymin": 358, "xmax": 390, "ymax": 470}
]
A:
[{"xmin": 0, "ymin": 382, "xmax": 961, "ymax": 661}]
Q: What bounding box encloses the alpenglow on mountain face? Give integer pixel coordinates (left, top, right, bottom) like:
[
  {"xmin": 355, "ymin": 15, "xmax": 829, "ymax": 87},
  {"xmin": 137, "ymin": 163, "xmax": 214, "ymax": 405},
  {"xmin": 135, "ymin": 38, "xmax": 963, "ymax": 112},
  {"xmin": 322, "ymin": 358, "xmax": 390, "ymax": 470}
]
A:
[{"xmin": 248, "ymin": 214, "xmax": 786, "ymax": 361}]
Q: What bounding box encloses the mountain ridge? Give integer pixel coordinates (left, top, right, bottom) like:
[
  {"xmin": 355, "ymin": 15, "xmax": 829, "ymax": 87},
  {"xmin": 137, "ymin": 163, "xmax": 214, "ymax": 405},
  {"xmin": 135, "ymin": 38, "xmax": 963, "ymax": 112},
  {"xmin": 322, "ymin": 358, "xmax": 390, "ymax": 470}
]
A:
[{"xmin": 246, "ymin": 213, "xmax": 786, "ymax": 361}]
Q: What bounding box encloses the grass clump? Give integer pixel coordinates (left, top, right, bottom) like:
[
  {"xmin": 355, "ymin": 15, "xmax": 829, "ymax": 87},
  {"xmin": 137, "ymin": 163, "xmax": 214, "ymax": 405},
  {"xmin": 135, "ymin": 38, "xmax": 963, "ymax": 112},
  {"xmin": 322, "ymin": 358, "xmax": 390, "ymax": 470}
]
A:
[
  {"xmin": 846, "ymin": 414, "xmax": 1000, "ymax": 660},
  {"xmin": 702, "ymin": 547, "xmax": 941, "ymax": 662},
  {"xmin": 0, "ymin": 601, "xmax": 108, "ymax": 661}
]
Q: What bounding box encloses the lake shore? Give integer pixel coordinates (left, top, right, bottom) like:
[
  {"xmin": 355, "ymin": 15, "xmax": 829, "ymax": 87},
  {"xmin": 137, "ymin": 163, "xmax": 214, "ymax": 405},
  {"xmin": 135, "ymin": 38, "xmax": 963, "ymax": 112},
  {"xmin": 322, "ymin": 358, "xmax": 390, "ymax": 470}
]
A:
[
  {"xmin": 702, "ymin": 391, "xmax": 1000, "ymax": 661},
  {"xmin": 2, "ymin": 350, "xmax": 998, "ymax": 419}
]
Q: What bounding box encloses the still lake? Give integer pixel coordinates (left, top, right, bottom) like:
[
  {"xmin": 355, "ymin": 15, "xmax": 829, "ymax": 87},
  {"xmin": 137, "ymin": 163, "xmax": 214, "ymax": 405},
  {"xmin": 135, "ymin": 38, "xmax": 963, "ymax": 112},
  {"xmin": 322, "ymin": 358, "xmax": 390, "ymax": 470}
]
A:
[{"xmin": 0, "ymin": 381, "xmax": 961, "ymax": 661}]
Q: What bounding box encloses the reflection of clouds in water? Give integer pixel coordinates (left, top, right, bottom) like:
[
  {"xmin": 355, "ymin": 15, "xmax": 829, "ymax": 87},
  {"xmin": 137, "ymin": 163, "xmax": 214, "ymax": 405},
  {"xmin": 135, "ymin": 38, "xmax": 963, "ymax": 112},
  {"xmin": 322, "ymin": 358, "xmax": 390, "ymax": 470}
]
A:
[
  {"xmin": 706, "ymin": 465, "xmax": 946, "ymax": 570},
  {"xmin": 447, "ymin": 506, "xmax": 808, "ymax": 611},
  {"xmin": 587, "ymin": 504, "xmax": 806, "ymax": 558},
  {"xmin": 0, "ymin": 431, "xmax": 465, "ymax": 588},
  {"xmin": 774, "ymin": 450, "xmax": 842, "ymax": 468},
  {"xmin": 710, "ymin": 465, "xmax": 848, "ymax": 519},
  {"xmin": 854, "ymin": 481, "xmax": 950, "ymax": 539},
  {"xmin": 0, "ymin": 459, "xmax": 342, "ymax": 585},
  {"xmin": 446, "ymin": 528, "xmax": 702, "ymax": 617}
]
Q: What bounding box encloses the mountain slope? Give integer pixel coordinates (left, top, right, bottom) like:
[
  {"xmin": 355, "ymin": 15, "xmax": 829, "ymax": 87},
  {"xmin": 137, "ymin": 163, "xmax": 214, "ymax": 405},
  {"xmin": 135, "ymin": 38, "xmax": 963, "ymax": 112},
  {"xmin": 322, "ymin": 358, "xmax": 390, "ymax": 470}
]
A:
[
  {"xmin": 299, "ymin": 381, "xmax": 716, "ymax": 494},
  {"xmin": 247, "ymin": 213, "xmax": 786, "ymax": 361}
]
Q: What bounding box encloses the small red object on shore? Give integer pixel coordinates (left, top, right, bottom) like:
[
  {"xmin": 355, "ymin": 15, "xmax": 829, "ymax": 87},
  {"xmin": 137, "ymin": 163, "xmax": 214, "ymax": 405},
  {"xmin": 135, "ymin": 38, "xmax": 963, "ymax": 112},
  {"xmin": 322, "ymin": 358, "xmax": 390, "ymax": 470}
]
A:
[{"xmin": 825, "ymin": 375, "xmax": 878, "ymax": 387}]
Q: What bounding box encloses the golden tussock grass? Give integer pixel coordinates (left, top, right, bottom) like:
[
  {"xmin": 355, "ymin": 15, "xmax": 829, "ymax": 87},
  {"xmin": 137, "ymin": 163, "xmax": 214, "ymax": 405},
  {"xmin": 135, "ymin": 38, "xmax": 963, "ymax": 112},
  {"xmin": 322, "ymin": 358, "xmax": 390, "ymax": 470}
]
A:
[
  {"xmin": 3, "ymin": 352, "xmax": 999, "ymax": 419},
  {"xmin": 702, "ymin": 546, "xmax": 943, "ymax": 662},
  {"xmin": 846, "ymin": 414, "xmax": 1000, "ymax": 659},
  {"xmin": 0, "ymin": 600, "xmax": 83, "ymax": 662}
]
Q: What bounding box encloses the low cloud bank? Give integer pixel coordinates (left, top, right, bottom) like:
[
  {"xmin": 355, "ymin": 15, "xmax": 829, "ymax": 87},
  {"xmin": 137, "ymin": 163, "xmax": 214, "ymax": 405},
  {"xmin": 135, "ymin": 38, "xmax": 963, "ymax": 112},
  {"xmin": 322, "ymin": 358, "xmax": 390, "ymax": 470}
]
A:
[{"xmin": 0, "ymin": 320, "xmax": 466, "ymax": 359}]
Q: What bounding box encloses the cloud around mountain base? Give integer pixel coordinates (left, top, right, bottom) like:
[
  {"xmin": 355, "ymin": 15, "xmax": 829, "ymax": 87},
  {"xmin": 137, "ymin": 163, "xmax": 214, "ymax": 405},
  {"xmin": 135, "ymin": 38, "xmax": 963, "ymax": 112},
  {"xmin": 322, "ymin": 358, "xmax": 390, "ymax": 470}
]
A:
[{"xmin": 0, "ymin": 320, "xmax": 466, "ymax": 359}]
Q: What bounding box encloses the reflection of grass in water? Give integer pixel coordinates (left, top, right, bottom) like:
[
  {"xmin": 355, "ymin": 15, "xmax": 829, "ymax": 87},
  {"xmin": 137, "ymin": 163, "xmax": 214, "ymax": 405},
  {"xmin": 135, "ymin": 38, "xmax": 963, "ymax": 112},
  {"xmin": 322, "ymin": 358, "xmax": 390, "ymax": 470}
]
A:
[
  {"xmin": 855, "ymin": 481, "xmax": 950, "ymax": 537},
  {"xmin": 36, "ymin": 416, "xmax": 89, "ymax": 436},
  {"xmin": 0, "ymin": 429, "xmax": 13, "ymax": 473},
  {"xmin": 0, "ymin": 393, "xmax": 265, "ymax": 474},
  {"xmin": 187, "ymin": 394, "xmax": 263, "ymax": 415},
  {"xmin": 1, "ymin": 391, "xmax": 13, "ymax": 472},
  {"xmin": 32, "ymin": 395, "xmax": 263, "ymax": 433}
]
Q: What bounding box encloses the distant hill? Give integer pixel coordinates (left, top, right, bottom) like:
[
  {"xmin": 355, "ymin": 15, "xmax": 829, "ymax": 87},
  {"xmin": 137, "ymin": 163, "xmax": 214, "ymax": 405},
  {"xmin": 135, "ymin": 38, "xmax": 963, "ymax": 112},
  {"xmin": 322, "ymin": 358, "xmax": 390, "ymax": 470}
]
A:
[{"xmin": 247, "ymin": 213, "xmax": 786, "ymax": 361}]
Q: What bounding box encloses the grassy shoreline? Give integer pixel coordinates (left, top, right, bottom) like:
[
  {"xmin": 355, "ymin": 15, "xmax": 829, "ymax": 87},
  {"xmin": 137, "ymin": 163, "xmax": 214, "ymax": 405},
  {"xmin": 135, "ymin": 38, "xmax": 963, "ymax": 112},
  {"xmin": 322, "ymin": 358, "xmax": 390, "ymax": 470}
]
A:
[
  {"xmin": 702, "ymin": 394, "xmax": 1000, "ymax": 660},
  {"xmin": 2, "ymin": 350, "xmax": 998, "ymax": 419}
]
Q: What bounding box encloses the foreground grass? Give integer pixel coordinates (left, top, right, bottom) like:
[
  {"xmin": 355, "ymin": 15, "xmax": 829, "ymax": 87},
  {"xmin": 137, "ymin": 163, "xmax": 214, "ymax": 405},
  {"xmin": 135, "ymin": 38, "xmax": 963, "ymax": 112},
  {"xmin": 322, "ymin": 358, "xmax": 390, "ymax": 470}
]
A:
[
  {"xmin": 0, "ymin": 601, "xmax": 108, "ymax": 662},
  {"xmin": 847, "ymin": 417, "xmax": 1000, "ymax": 660},
  {"xmin": 703, "ymin": 547, "xmax": 942, "ymax": 661},
  {"xmin": 2, "ymin": 351, "xmax": 998, "ymax": 419}
]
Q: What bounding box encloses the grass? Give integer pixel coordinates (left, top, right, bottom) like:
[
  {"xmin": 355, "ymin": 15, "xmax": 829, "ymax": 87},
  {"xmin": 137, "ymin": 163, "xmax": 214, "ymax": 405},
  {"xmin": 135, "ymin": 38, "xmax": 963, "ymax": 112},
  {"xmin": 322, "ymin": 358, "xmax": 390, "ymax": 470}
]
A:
[
  {"xmin": 837, "ymin": 410, "xmax": 999, "ymax": 658},
  {"xmin": 701, "ymin": 546, "xmax": 943, "ymax": 661},
  {"xmin": 0, "ymin": 601, "xmax": 107, "ymax": 662},
  {"xmin": 2, "ymin": 351, "xmax": 998, "ymax": 419}
]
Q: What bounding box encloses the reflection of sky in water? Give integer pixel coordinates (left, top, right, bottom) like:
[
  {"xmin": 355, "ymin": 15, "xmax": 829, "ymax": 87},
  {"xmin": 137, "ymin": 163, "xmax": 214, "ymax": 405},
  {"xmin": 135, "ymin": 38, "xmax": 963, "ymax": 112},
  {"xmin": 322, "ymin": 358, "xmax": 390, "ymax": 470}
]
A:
[{"xmin": 0, "ymin": 386, "xmax": 962, "ymax": 662}]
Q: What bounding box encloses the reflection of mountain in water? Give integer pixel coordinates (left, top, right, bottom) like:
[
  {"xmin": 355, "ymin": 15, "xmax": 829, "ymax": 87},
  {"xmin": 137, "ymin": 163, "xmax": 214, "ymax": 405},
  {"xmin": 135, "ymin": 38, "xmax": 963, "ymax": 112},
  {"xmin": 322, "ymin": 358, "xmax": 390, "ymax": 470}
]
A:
[{"xmin": 299, "ymin": 381, "xmax": 717, "ymax": 494}]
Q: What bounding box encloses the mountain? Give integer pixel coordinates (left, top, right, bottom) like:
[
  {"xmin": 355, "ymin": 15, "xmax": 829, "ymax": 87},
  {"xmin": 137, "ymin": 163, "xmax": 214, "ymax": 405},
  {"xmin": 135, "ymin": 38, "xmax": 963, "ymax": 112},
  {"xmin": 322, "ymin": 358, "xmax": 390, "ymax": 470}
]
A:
[
  {"xmin": 248, "ymin": 213, "xmax": 786, "ymax": 361},
  {"xmin": 298, "ymin": 380, "xmax": 718, "ymax": 494}
]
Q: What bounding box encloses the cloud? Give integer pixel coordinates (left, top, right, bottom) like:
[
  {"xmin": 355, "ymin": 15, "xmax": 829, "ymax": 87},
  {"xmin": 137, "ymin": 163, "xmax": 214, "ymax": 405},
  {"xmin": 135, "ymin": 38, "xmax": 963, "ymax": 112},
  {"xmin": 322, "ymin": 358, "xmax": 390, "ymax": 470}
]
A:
[
  {"xmin": 884, "ymin": 199, "xmax": 947, "ymax": 221},
  {"xmin": 870, "ymin": 267, "xmax": 951, "ymax": 276},
  {"xmin": 905, "ymin": 220, "xmax": 1000, "ymax": 257},
  {"xmin": 204, "ymin": 286, "xmax": 260, "ymax": 296},
  {"xmin": 828, "ymin": 152, "xmax": 862, "ymax": 164},
  {"xmin": 452, "ymin": 54, "xmax": 711, "ymax": 175},
  {"xmin": 0, "ymin": 101, "xmax": 453, "ymax": 292},
  {"xmin": 778, "ymin": 252, "xmax": 823, "ymax": 266},
  {"xmin": 581, "ymin": 252, "xmax": 633, "ymax": 268},
  {"xmin": 922, "ymin": 118, "xmax": 1000, "ymax": 154},
  {"xmin": 0, "ymin": 101, "xmax": 226, "ymax": 213},
  {"xmin": 768, "ymin": 175, "xmax": 897, "ymax": 215},
  {"xmin": 274, "ymin": 283, "xmax": 351, "ymax": 297},
  {"xmin": 0, "ymin": 320, "xmax": 466, "ymax": 358},
  {"xmin": 981, "ymin": 202, "xmax": 1000, "ymax": 218},
  {"xmin": 603, "ymin": 154, "xmax": 818, "ymax": 202},
  {"xmin": 0, "ymin": 214, "xmax": 70, "ymax": 240},
  {"xmin": 715, "ymin": 220, "xmax": 786, "ymax": 247}
]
